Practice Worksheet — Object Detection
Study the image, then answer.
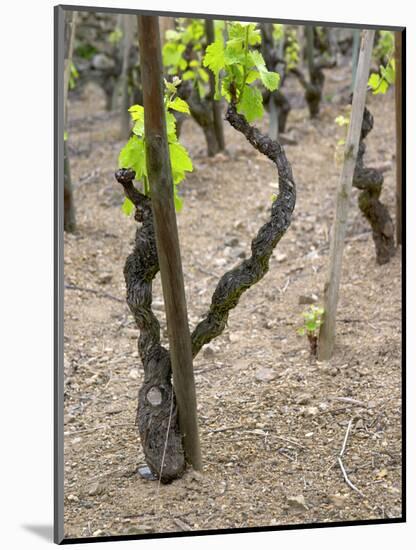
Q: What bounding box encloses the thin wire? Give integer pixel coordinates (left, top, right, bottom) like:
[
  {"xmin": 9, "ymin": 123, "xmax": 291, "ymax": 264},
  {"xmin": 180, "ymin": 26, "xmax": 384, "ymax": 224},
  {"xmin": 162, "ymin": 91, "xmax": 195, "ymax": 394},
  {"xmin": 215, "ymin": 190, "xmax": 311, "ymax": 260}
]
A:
[{"xmin": 157, "ymin": 389, "xmax": 174, "ymax": 492}]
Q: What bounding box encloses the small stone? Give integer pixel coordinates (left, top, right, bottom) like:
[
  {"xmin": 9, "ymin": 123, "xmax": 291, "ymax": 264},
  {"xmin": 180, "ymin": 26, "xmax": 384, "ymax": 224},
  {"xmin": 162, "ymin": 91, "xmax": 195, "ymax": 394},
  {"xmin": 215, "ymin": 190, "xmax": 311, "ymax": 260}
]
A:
[
  {"xmin": 98, "ymin": 272, "xmax": 112, "ymax": 285},
  {"xmin": 275, "ymin": 252, "xmax": 287, "ymax": 263},
  {"xmin": 303, "ymin": 406, "xmax": 319, "ymax": 417},
  {"xmin": 255, "ymin": 367, "xmax": 278, "ymax": 382},
  {"xmin": 225, "ymin": 236, "xmax": 239, "ymax": 247},
  {"xmin": 88, "ymin": 481, "xmax": 106, "ymax": 496},
  {"xmin": 67, "ymin": 494, "xmax": 78, "ymax": 502},
  {"xmin": 129, "ymin": 368, "xmax": 139, "ymax": 379},
  {"xmin": 214, "ymin": 257, "xmax": 227, "ymax": 267},
  {"xmin": 286, "ymin": 495, "xmax": 308, "ymax": 510},
  {"xmin": 79, "ymin": 500, "xmax": 93, "ymax": 509},
  {"xmin": 138, "ymin": 465, "xmax": 158, "ymax": 481},
  {"xmin": 296, "ymin": 393, "xmax": 313, "ymax": 405}
]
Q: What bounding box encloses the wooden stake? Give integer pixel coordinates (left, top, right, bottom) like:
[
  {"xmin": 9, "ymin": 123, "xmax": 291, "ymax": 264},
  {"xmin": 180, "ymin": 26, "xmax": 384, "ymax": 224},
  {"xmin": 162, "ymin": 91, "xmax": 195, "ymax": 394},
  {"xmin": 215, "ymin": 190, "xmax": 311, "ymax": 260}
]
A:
[
  {"xmin": 137, "ymin": 15, "xmax": 202, "ymax": 471},
  {"xmin": 318, "ymin": 30, "xmax": 375, "ymax": 361},
  {"xmin": 395, "ymin": 31, "xmax": 403, "ymax": 246},
  {"xmin": 351, "ymin": 29, "xmax": 360, "ymax": 92},
  {"xmin": 63, "ymin": 10, "xmax": 77, "ymax": 233}
]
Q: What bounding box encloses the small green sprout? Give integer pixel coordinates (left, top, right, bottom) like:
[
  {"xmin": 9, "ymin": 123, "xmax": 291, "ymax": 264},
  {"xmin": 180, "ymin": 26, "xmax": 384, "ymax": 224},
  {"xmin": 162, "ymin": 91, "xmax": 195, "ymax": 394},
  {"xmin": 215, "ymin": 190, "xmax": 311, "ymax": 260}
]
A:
[
  {"xmin": 118, "ymin": 78, "xmax": 193, "ymax": 215},
  {"xmin": 297, "ymin": 305, "xmax": 324, "ymax": 356},
  {"xmin": 108, "ymin": 27, "xmax": 123, "ymax": 45},
  {"xmin": 335, "ymin": 115, "xmax": 349, "ymax": 127}
]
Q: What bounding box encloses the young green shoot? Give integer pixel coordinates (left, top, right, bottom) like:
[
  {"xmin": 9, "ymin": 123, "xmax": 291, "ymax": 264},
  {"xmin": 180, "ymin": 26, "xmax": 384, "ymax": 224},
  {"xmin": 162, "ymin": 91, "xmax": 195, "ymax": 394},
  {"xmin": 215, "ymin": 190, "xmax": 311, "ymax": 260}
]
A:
[
  {"xmin": 297, "ymin": 305, "xmax": 324, "ymax": 356},
  {"xmin": 368, "ymin": 31, "xmax": 395, "ymax": 95},
  {"xmin": 118, "ymin": 77, "xmax": 193, "ymax": 215},
  {"xmin": 203, "ymin": 21, "xmax": 281, "ymax": 122}
]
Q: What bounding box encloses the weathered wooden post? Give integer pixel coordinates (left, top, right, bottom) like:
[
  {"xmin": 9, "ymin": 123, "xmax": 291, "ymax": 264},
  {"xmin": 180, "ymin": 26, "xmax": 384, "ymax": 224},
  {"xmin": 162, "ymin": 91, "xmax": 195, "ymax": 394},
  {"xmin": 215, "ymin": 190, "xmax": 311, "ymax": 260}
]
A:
[
  {"xmin": 137, "ymin": 15, "xmax": 202, "ymax": 471},
  {"xmin": 318, "ymin": 30, "xmax": 375, "ymax": 361},
  {"xmin": 351, "ymin": 29, "xmax": 360, "ymax": 92},
  {"xmin": 63, "ymin": 10, "xmax": 77, "ymax": 233},
  {"xmin": 394, "ymin": 30, "xmax": 403, "ymax": 246}
]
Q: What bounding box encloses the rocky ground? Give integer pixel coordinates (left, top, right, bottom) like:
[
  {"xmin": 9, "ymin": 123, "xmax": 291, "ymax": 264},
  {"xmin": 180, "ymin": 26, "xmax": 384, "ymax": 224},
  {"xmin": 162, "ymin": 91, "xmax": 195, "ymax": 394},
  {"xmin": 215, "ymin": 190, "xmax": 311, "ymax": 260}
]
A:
[{"xmin": 63, "ymin": 63, "xmax": 402, "ymax": 539}]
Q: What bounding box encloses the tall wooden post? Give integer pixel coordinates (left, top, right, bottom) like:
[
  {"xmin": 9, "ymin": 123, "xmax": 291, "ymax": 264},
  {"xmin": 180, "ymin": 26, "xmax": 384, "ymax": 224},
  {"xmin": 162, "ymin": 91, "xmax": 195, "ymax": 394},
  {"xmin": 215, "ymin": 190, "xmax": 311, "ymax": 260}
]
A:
[
  {"xmin": 351, "ymin": 29, "xmax": 360, "ymax": 92},
  {"xmin": 205, "ymin": 18, "xmax": 225, "ymax": 152},
  {"xmin": 318, "ymin": 30, "xmax": 375, "ymax": 361},
  {"xmin": 63, "ymin": 10, "xmax": 77, "ymax": 233},
  {"xmin": 395, "ymin": 31, "xmax": 403, "ymax": 246},
  {"xmin": 137, "ymin": 15, "xmax": 202, "ymax": 471}
]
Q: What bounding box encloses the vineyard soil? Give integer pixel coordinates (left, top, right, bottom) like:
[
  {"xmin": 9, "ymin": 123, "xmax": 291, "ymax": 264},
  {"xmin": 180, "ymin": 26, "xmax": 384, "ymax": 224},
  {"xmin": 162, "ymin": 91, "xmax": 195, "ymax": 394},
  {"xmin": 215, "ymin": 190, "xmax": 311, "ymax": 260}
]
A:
[{"xmin": 63, "ymin": 66, "xmax": 402, "ymax": 538}]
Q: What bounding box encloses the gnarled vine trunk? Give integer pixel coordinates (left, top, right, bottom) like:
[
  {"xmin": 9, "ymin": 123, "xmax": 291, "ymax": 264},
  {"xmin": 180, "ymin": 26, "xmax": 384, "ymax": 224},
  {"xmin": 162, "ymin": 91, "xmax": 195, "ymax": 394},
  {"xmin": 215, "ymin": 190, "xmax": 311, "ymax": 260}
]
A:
[
  {"xmin": 115, "ymin": 169, "xmax": 185, "ymax": 483},
  {"xmin": 353, "ymin": 106, "xmax": 395, "ymax": 264},
  {"xmin": 115, "ymin": 102, "xmax": 296, "ymax": 482}
]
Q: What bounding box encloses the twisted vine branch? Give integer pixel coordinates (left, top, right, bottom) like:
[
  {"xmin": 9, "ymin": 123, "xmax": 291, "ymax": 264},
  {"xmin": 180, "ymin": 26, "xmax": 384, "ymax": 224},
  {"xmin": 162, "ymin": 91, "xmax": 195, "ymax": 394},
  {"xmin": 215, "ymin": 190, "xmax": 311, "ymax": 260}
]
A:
[
  {"xmin": 353, "ymin": 106, "xmax": 395, "ymax": 264},
  {"xmin": 191, "ymin": 104, "xmax": 296, "ymax": 355},
  {"xmin": 115, "ymin": 104, "xmax": 296, "ymax": 481}
]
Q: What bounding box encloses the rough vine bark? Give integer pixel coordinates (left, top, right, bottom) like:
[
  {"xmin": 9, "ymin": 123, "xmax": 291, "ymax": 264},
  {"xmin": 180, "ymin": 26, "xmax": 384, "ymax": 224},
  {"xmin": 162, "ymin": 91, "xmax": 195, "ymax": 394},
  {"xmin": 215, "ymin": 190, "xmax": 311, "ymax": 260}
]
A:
[
  {"xmin": 191, "ymin": 103, "xmax": 296, "ymax": 355},
  {"xmin": 353, "ymin": 106, "xmax": 395, "ymax": 264},
  {"xmin": 115, "ymin": 102, "xmax": 296, "ymax": 481},
  {"xmin": 115, "ymin": 168, "xmax": 185, "ymax": 483}
]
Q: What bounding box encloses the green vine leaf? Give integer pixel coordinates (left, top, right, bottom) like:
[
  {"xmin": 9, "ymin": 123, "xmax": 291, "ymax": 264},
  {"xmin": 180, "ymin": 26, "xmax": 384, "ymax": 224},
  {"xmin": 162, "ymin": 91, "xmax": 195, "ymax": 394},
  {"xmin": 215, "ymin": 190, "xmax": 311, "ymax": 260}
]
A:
[
  {"xmin": 121, "ymin": 197, "xmax": 134, "ymax": 216},
  {"xmin": 169, "ymin": 141, "xmax": 193, "ymax": 184},
  {"xmin": 237, "ymin": 85, "xmax": 264, "ymax": 122},
  {"xmin": 228, "ymin": 22, "xmax": 260, "ymax": 47},
  {"xmin": 250, "ymin": 50, "xmax": 280, "ymax": 91},
  {"xmin": 128, "ymin": 105, "xmax": 145, "ymax": 136},
  {"xmin": 167, "ymin": 97, "xmax": 190, "ymax": 114},
  {"xmin": 203, "ymin": 39, "xmax": 226, "ymax": 99},
  {"xmin": 118, "ymin": 136, "xmax": 146, "ymax": 180},
  {"xmin": 368, "ymin": 73, "xmax": 389, "ymax": 94}
]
